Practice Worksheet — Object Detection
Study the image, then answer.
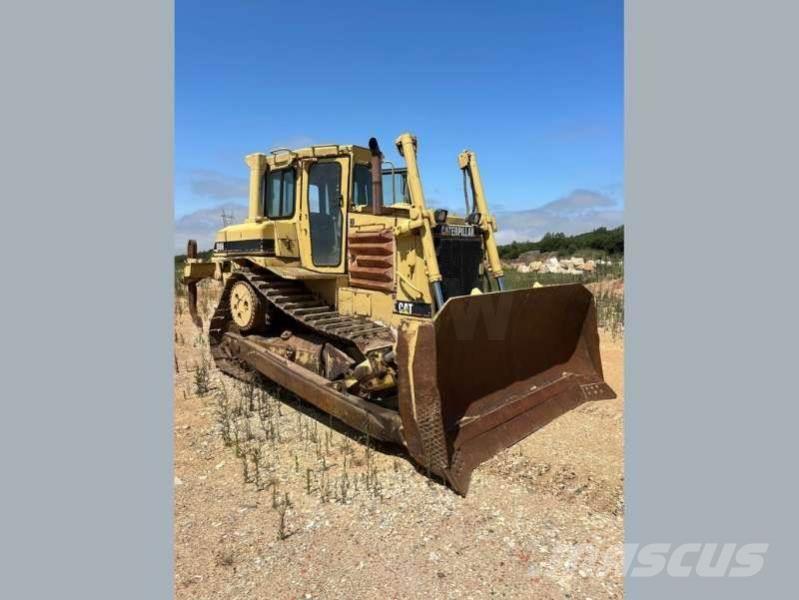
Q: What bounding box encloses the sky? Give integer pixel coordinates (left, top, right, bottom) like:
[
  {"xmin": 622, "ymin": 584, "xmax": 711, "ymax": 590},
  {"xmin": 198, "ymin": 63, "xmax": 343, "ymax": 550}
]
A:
[{"xmin": 176, "ymin": 0, "xmax": 623, "ymax": 248}]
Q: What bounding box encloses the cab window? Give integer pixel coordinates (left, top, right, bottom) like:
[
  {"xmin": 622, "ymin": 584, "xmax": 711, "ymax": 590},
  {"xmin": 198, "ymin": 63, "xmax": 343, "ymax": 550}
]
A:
[
  {"xmin": 381, "ymin": 170, "xmax": 408, "ymax": 204},
  {"xmin": 263, "ymin": 168, "xmax": 295, "ymax": 219},
  {"xmin": 352, "ymin": 164, "xmax": 373, "ymax": 209}
]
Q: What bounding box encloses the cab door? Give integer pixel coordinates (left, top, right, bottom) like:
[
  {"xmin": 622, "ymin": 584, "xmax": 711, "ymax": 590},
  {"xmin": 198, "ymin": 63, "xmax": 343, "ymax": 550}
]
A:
[{"xmin": 301, "ymin": 157, "xmax": 349, "ymax": 273}]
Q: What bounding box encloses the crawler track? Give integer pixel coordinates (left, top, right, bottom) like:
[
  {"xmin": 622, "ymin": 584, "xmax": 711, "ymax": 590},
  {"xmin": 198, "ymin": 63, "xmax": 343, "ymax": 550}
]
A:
[{"xmin": 208, "ymin": 266, "xmax": 395, "ymax": 383}]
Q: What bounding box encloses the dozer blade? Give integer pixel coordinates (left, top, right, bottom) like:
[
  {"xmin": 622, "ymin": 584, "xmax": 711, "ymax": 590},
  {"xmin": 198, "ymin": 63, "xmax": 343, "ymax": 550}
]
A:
[{"xmin": 396, "ymin": 284, "xmax": 615, "ymax": 494}]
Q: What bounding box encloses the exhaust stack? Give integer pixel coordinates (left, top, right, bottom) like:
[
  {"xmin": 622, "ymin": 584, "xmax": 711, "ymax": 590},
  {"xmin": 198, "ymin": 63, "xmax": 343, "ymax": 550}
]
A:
[{"xmin": 368, "ymin": 137, "xmax": 383, "ymax": 215}]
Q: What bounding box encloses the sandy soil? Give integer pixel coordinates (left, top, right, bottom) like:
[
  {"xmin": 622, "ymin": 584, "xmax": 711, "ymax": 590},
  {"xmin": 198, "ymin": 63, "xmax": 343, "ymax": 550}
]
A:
[{"xmin": 173, "ymin": 289, "xmax": 624, "ymax": 599}]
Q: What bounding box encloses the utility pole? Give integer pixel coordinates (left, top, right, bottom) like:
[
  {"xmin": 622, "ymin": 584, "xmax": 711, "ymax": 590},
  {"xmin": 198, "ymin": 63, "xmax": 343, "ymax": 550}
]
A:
[{"xmin": 220, "ymin": 208, "xmax": 234, "ymax": 227}]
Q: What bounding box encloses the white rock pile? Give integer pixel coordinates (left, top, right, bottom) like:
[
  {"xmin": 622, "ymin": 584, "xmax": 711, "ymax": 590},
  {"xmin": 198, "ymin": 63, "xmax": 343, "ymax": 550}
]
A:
[{"xmin": 511, "ymin": 256, "xmax": 613, "ymax": 275}]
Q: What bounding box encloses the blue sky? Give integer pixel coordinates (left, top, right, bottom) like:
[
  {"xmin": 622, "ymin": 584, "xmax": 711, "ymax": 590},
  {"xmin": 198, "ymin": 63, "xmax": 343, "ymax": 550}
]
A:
[{"xmin": 176, "ymin": 0, "xmax": 622, "ymax": 243}]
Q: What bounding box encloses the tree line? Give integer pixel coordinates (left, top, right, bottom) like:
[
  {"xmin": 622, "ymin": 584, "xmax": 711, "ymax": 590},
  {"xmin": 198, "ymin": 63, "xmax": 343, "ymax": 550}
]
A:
[{"xmin": 498, "ymin": 226, "xmax": 624, "ymax": 259}]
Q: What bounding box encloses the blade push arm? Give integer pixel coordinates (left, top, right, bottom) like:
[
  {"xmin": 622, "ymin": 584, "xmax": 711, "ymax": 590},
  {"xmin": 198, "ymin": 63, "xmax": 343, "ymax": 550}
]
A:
[
  {"xmin": 458, "ymin": 150, "xmax": 505, "ymax": 290},
  {"xmin": 395, "ymin": 132, "xmax": 446, "ymax": 310}
]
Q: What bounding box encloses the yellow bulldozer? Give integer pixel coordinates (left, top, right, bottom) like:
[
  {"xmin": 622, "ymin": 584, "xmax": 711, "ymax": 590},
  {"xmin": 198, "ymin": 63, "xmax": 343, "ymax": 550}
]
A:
[{"xmin": 182, "ymin": 132, "xmax": 615, "ymax": 494}]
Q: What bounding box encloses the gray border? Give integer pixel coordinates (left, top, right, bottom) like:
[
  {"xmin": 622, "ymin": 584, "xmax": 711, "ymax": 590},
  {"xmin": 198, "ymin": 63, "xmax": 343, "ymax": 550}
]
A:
[
  {"xmin": 0, "ymin": 1, "xmax": 173, "ymax": 598},
  {"xmin": 3, "ymin": 1, "xmax": 798, "ymax": 598},
  {"xmin": 627, "ymin": 0, "xmax": 798, "ymax": 596}
]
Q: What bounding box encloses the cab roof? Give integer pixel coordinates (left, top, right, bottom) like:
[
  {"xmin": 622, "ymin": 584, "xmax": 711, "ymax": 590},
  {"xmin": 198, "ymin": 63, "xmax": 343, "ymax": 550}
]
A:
[{"xmin": 258, "ymin": 144, "xmax": 372, "ymax": 168}]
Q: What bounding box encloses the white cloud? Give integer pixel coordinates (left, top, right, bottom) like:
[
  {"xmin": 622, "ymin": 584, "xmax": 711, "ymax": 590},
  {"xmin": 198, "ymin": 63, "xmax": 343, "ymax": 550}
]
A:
[
  {"xmin": 267, "ymin": 135, "xmax": 320, "ymax": 151},
  {"xmin": 174, "ymin": 202, "xmax": 246, "ymax": 253},
  {"xmin": 188, "ymin": 170, "xmax": 248, "ymax": 200},
  {"xmin": 494, "ymin": 189, "xmax": 623, "ymax": 244},
  {"xmin": 539, "ymin": 189, "xmax": 617, "ymax": 213}
]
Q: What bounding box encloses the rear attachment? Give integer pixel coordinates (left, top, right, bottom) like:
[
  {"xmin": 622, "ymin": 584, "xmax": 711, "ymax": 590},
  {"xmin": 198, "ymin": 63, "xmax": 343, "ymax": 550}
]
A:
[
  {"xmin": 184, "ymin": 240, "xmax": 204, "ymax": 327},
  {"xmin": 396, "ymin": 284, "xmax": 615, "ymax": 494}
]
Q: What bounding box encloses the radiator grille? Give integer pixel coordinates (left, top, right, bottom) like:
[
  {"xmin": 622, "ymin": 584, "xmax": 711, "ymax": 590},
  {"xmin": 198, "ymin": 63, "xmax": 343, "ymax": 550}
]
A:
[
  {"xmin": 348, "ymin": 229, "xmax": 395, "ymax": 292},
  {"xmin": 434, "ymin": 233, "xmax": 483, "ymax": 300}
]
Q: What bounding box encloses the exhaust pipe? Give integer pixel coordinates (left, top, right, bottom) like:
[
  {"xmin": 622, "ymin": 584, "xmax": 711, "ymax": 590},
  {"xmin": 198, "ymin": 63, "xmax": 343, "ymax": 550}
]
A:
[{"xmin": 368, "ymin": 137, "xmax": 383, "ymax": 215}]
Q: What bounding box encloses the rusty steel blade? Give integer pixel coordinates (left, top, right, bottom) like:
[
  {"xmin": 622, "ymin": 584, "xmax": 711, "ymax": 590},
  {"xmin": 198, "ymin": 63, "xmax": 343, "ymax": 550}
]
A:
[{"xmin": 397, "ymin": 284, "xmax": 615, "ymax": 494}]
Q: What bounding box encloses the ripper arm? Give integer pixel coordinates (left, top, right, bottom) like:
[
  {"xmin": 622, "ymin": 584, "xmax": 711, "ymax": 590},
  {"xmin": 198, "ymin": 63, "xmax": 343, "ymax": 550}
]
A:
[{"xmin": 181, "ymin": 239, "xmax": 215, "ymax": 327}]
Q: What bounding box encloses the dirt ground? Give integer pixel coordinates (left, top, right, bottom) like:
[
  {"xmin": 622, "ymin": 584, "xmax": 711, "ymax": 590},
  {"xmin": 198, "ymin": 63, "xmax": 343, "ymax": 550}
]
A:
[{"xmin": 173, "ymin": 289, "xmax": 624, "ymax": 599}]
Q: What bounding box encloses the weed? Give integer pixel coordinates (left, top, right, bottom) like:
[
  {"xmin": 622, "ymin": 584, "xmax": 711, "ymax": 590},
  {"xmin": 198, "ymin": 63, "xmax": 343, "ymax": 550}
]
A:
[
  {"xmin": 214, "ymin": 382, "xmax": 232, "ymax": 446},
  {"xmin": 595, "ymin": 287, "xmax": 625, "ymax": 339},
  {"xmin": 276, "ymin": 503, "xmax": 288, "ymax": 540},
  {"xmin": 249, "ymin": 443, "xmax": 267, "ymax": 490},
  {"xmin": 193, "ymin": 354, "xmax": 211, "ymax": 396},
  {"xmin": 215, "ymin": 548, "xmax": 235, "ymax": 568},
  {"xmin": 193, "ymin": 332, "xmax": 207, "ymax": 349},
  {"xmin": 240, "ymin": 451, "xmax": 251, "ymax": 483}
]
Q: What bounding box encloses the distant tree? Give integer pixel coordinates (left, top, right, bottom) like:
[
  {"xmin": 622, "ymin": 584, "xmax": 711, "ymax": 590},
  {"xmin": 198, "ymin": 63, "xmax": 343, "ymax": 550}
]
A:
[{"xmin": 498, "ymin": 225, "xmax": 624, "ymax": 258}]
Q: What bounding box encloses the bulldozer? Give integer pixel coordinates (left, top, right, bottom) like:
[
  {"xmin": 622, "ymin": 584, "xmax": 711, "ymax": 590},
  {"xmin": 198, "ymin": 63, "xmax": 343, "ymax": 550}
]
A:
[{"xmin": 182, "ymin": 132, "xmax": 615, "ymax": 494}]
